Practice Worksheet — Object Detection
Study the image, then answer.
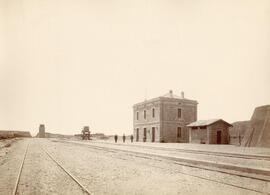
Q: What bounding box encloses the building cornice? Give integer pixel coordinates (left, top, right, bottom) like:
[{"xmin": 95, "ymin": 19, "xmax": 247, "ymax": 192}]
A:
[{"xmin": 133, "ymin": 97, "xmax": 198, "ymax": 108}]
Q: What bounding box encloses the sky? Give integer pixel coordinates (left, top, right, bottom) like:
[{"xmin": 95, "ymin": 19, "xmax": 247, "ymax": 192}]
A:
[{"xmin": 0, "ymin": 0, "xmax": 269, "ymax": 136}]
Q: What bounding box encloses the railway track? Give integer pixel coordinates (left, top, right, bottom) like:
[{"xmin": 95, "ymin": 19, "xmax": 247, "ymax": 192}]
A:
[
  {"xmin": 94, "ymin": 141, "xmax": 270, "ymax": 161},
  {"xmin": 61, "ymin": 140, "xmax": 270, "ymax": 178},
  {"xmin": 57, "ymin": 140, "xmax": 270, "ymax": 195},
  {"xmin": 12, "ymin": 140, "xmax": 92, "ymax": 195},
  {"xmin": 12, "ymin": 141, "xmax": 29, "ymax": 195},
  {"xmin": 41, "ymin": 147, "xmax": 92, "ymax": 195}
]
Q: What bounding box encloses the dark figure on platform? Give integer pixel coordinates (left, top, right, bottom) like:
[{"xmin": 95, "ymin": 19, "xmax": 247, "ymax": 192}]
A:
[
  {"xmin": 123, "ymin": 134, "xmax": 126, "ymax": 143},
  {"xmin": 114, "ymin": 134, "xmax": 118, "ymax": 143},
  {"xmin": 130, "ymin": 135, "xmax": 134, "ymax": 143}
]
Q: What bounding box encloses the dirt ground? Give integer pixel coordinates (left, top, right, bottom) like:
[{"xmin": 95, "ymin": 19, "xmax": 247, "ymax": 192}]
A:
[{"xmin": 0, "ymin": 138, "xmax": 269, "ymax": 195}]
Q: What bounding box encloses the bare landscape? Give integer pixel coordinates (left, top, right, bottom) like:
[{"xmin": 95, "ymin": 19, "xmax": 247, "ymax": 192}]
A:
[
  {"xmin": 1, "ymin": 0, "xmax": 270, "ymax": 195},
  {"xmin": 0, "ymin": 138, "xmax": 270, "ymax": 195}
]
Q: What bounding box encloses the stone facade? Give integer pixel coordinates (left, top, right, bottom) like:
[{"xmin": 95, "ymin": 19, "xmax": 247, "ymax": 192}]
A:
[
  {"xmin": 188, "ymin": 119, "xmax": 231, "ymax": 144},
  {"xmin": 133, "ymin": 90, "xmax": 197, "ymax": 143}
]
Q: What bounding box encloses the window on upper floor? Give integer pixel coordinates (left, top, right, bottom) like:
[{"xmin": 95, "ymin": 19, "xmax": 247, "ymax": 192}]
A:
[
  {"xmin": 136, "ymin": 112, "xmax": 139, "ymax": 120},
  {"xmin": 178, "ymin": 108, "xmax": 182, "ymax": 118},
  {"xmin": 152, "ymin": 108, "xmax": 155, "ymax": 118},
  {"xmin": 144, "ymin": 110, "xmax": 146, "ymax": 119}
]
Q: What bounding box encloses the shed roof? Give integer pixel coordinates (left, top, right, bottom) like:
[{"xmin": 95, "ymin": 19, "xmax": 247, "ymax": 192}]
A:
[{"xmin": 187, "ymin": 119, "xmax": 232, "ymax": 127}]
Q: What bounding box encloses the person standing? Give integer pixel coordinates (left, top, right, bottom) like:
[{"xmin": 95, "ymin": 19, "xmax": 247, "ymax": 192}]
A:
[
  {"xmin": 114, "ymin": 134, "xmax": 118, "ymax": 143},
  {"xmin": 130, "ymin": 135, "xmax": 134, "ymax": 143},
  {"xmin": 123, "ymin": 134, "xmax": 126, "ymax": 143}
]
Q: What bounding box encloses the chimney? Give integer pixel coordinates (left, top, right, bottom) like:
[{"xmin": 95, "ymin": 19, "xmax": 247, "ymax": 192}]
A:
[
  {"xmin": 181, "ymin": 91, "xmax": 184, "ymax": 99},
  {"xmin": 169, "ymin": 90, "xmax": 173, "ymax": 97}
]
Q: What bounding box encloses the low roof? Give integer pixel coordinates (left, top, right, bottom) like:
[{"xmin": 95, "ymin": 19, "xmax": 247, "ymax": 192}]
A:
[{"xmin": 187, "ymin": 119, "xmax": 232, "ymax": 127}]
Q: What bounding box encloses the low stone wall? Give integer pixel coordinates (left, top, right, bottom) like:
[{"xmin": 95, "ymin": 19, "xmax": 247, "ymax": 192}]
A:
[
  {"xmin": 229, "ymin": 121, "xmax": 250, "ymax": 145},
  {"xmin": 0, "ymin": 130, "xmax": 31, "ymax": 139}
]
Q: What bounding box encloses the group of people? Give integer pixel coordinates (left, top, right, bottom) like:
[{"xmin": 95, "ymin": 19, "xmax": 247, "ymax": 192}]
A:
[{"xmin": 114, "ymin": 134, "xmax": 133, "ymax": 143}]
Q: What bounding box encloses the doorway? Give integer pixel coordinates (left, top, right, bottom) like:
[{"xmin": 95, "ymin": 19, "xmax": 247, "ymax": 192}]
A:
[
  {"xmin": 152, "ymin": 127, "xmax": 155, "ymax": 142},
  {"xmin": 136, "ymin": 128, "xmax": 139, "ymax": 142},
  {"xmin": 217, "ymin": 131, "xmax": 222, "ymax": 144},
  {"xmin": 177, "ymin": 127, "xmax": 181, "ymax": 142},
  {"xmin": 143, "ymin": 128, "xmax": 147, "ymax": 142}
]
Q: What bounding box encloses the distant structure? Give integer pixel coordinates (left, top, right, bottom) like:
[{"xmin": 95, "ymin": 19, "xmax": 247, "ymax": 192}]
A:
[
  {"xmin": 39, "ymin": 124, "xmax": 45, "ymax": 138},
  {"xmin": 81, "ymin": 126, "xmax": 91, "ymax": 140},
  {"xmin": 187, "ymin": 119, "xmax": 232, "ymax": 144},
  {"xmin": 0, "ymin": 130, "xmax": 31, "ymax": 139},
  {"xmin": 241, "ymin": 105, "xmax": 270, "ymax": 148},
  {"xmin": 229, "ymin": 121, "xmax": 250, "ymax": 145},
  {"xmin": 133, "ymin": 90, "xmax": 198, "ymax": 143}
]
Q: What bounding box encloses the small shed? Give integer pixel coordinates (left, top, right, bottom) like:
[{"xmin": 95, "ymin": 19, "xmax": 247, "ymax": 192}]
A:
[{"xmin": 187, "ymin": 119, "xmax": 232, "ymax": 144}]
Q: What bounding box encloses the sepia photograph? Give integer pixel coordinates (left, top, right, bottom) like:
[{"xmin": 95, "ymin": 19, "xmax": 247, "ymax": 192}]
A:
[{"xmin": 0, "ymin": 0, "xmax": 270, "ymax": 194}]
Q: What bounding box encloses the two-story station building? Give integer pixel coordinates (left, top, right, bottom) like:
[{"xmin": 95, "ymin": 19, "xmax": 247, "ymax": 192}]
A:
[{"xmin": 133, "ymin": 90, "xmax": 198, "ymax": 143}]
